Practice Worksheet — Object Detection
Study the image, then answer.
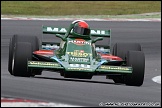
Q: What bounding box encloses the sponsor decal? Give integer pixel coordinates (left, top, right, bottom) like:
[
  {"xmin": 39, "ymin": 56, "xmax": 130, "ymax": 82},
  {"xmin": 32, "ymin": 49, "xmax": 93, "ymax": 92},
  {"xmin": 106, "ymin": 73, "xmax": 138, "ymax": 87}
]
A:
[
  {"xmin": 69, "ymin": 57, "xmax": 89, "ymax": 62},
  {"xmin": 100, "ymin": 66, "xmax": 131, "ymax": 71},
  {"xmin": 80, "ymin": 50, "xmax": 84, "ymax": 53},
  {"xmin": 46, "ymin": 27, "xmax": 107, "ymax": 35},
  {"xmin": 68, "ymin": 39, "xmax": 91, "ymax": 45},
  {"xmin": 91, "ymin": 30, "xmax": 106, "ymax": 35},
  {"xmin": 42, "ymin": 44, "xmax": 59, "ymax": 49},
  {"xmin": 67, "ymin": 68, "xmax": 92, "ymax": 71},
  {"xmin": 28, "ymin": 61, "xmax": 60, "ymax": 67},
  {"xmin": 47, "ymin": 27, "xmax": 67, "ymax": 32},
  {"xmin": 67, "ymin": 50, "xmax": 92, "ymax": 57},
  {"xmin": 95, "ymin": 47, "xmax": 110, "ymax": 53}
]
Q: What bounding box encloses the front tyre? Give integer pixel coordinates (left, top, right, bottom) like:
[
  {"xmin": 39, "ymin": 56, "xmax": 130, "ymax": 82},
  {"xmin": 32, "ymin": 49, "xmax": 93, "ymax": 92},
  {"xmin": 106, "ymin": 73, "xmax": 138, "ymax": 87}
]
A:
[
  {"xmin": 125, "ymin": 51, "xmax": 145, "ymax": 86},
  {"xmin": 8, "ymin": 35, "xmax": 39, "ymax": 74},
  {"xmin": 112, "ymin": 43, "xmax": 142, "ymax": 84},
  {"xmin": 12, "ymin": 42, "xmax": 32, "ymax": 77}
]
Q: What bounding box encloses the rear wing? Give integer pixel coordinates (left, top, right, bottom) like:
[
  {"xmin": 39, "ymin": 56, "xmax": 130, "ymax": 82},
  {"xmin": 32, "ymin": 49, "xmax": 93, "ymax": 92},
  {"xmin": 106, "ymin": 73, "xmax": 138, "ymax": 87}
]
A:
[
  {"xmin": 42, "ymin": 26, "xmax": 111, "ymax": 37},
  {"xmin": 42, "ymin": 26, "xmax": 111, "ymax": 53}
]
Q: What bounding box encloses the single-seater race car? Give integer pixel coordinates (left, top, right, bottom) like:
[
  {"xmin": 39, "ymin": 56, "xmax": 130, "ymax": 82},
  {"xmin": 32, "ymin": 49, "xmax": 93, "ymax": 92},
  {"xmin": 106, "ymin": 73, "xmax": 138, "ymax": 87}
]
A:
[{"xmin": 8, "ymin": 20, "xmax": 145, "ymax": 86}]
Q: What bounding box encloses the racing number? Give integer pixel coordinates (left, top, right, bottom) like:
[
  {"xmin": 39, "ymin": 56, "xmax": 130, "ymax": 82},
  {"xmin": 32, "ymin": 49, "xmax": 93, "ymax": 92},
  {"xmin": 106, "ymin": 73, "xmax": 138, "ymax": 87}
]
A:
[{"xmin": 70, "ymin": 64, "xmax": 90, "ymax": 68}]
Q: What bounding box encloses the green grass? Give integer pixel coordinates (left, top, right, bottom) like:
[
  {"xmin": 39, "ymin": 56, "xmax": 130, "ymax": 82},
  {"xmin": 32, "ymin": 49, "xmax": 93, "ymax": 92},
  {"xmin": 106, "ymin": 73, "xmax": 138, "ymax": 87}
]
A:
[{"xmin": 1, "ymin": 1, "xmax": 161, "ymax": 16}]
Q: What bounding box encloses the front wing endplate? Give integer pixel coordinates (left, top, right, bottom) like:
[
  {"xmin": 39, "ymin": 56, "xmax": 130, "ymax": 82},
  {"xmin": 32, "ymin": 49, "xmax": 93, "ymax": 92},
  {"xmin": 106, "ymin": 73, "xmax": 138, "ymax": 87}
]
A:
[
  {"xmin": 96, "ymin": 65, "xmax": 132, "ymax": 74},
  {"xmin": 28, "ymin": 61, "xmax": 63, "ymax": 69}
]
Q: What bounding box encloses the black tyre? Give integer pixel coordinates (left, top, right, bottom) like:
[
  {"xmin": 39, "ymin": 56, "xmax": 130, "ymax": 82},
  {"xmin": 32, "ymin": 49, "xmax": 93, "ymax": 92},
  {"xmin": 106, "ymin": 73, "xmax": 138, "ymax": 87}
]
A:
[
  {"xmin": 113, "ymin": 43, "xmax": 141, "ymax": 60},
  {"xmin": 8, "ymin": 36, "xmax": 15, "ymax": 75},
  {"xmin": 8, "ymin": 34, "xmax": 39, "ymax": 74},
  {"xmin": 112, "ymin": 43, "xmax": 142, "ymax": 84},
  {"xmin": 125, "ymin": 51, "xmax": 145, "ymax": 86},
  {"xmin": 12, "ymin": 42, "xmax": 32, "ymax": 77}
]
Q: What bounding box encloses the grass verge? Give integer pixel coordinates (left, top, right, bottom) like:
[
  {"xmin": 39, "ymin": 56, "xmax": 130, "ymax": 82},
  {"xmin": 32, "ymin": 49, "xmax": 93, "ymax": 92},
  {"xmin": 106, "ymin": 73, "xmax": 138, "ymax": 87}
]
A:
[{"xmin": 1, "ymin": 1, "xmax": 161, "ymax": 16}]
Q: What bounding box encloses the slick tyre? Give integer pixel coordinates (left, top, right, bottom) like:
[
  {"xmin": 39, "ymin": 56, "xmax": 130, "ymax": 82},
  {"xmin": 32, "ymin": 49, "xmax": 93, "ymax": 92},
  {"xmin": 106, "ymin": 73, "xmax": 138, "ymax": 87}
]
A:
[
  {"xmin": 8, "ymin": 36, "xmax": 15, "ymax": 75},
  {"xmin": 12, "ymin": 42, "xmax": 32, "ymax": 77},
  {"xmin": 113, "ymin": 43, "xmax": 141, "ymax": 60},
  {"xmin": 8, "ymin": 34, "xmax": 39, "ymax": 75},
  {"xmin": 125, "ymin": 51, "xmax": 145, "ymax": 86},
  {"xmin": 112, "ymin": 43, "xmax": 142, "ymax": 84}
]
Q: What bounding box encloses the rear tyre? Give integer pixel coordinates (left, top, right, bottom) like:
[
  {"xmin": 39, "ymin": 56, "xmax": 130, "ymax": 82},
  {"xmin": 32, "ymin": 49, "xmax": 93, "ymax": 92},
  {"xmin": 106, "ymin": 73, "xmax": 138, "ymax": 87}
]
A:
[
  {"xmin": 8, "ymin": 36, "xmax": 15, "ymax": 75},
  {"xmin": 8, "ymin": 34, "xmax": 39, "ymax": 75},
  {"xmin": 125, "ymin": 51, "xmax": 145, "ymax": 86},
  {"xmin": 12, "ymin": 42, "xmax": 32, "ymax": 77},
  {"xmin": 113, "ymin": 43, "xmax": 141, "ymax": 60}
]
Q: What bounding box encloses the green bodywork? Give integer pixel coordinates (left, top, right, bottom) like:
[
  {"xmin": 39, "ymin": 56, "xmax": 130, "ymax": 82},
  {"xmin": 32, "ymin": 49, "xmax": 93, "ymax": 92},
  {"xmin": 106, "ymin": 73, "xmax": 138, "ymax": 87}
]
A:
[{"xmin": 28, "ymin": 22, "xmax": 132, "ymax": 75}]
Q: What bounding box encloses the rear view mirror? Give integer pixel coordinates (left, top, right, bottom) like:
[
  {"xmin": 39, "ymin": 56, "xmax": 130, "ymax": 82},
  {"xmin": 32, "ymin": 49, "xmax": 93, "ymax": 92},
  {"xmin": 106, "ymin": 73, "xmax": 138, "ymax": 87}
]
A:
[{"xmin": 56, "ymin": 34, "xmax": 66, "ymax": 41}]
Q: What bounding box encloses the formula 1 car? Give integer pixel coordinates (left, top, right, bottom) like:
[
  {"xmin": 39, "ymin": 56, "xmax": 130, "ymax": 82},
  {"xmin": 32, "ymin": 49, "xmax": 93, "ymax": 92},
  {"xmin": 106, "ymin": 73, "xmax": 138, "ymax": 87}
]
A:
[{"xmin": 8, "ymin": 20, "xmax": 145, "ymax": 86}]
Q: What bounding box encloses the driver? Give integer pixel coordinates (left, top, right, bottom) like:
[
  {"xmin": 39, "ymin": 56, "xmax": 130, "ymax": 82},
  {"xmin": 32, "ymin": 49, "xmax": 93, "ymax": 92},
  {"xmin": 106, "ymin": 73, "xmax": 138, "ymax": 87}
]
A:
[{"xmin": 71, "ymin": 20, "xmax": 91, "ymax": 37}]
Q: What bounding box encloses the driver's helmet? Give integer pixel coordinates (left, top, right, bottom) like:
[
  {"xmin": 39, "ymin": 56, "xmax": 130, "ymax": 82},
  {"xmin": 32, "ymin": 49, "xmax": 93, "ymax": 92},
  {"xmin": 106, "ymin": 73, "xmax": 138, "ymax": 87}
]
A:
[{"xmin": 72, "ymin": 20, "xmax": 90, "ymax": 37}]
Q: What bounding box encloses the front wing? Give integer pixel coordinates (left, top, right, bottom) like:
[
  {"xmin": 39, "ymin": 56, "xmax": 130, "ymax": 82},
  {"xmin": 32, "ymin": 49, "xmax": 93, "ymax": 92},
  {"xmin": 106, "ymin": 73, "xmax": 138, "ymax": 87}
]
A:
[{"xmin": 28, "ymin": 61, "xmax": 132, "ymax": 74}]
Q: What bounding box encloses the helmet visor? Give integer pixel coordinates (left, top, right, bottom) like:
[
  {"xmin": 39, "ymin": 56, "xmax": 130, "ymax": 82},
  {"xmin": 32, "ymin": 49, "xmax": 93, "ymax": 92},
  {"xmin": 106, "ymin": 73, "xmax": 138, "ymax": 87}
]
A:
[{"xmin": 73, "ymin": 26, "xmax": 90, "ymax": 35}]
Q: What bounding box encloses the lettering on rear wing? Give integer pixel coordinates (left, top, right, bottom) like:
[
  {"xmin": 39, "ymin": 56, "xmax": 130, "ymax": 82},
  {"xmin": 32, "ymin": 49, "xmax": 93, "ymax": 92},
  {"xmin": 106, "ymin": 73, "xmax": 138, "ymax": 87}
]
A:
[{"xmin": 42, "ymin": 26, "xmax": 111, "ymax": 37}]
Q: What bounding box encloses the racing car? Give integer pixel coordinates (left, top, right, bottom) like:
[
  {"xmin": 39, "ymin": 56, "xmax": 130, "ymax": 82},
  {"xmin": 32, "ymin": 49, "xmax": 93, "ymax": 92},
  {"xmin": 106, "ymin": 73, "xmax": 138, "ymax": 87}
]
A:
[{"xmin": 8, "ymin": 20, "xmax": 145, "ymax": 86}]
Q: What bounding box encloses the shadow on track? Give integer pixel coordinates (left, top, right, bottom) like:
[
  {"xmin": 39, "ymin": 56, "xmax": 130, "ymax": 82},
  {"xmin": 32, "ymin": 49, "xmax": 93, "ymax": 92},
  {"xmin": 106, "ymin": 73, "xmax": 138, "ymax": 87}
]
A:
[{"xmin": 33, "ymin": 76, "xmax": 124, "ymax": 86}]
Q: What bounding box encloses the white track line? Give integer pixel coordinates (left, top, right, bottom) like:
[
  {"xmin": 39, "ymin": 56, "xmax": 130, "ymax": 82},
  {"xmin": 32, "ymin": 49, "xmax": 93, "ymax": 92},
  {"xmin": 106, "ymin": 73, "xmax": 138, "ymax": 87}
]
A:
[{"xmin": 152, "ymin": 75, "xmax": 161, "ymax": 84}]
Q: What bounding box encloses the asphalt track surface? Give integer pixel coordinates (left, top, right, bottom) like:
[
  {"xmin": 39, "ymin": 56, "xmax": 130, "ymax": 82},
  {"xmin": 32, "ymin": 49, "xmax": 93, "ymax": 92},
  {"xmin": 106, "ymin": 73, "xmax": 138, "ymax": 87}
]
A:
[{"xmin": 1, "ymin": 20, "xmax": 161, "ymax": 107}]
